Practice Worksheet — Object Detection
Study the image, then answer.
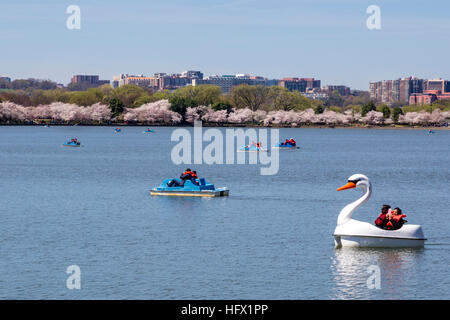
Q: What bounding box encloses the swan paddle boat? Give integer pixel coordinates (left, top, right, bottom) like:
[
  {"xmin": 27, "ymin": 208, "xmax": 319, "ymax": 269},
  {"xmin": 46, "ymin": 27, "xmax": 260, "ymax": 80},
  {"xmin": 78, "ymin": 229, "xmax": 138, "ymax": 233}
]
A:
[
  {"xmin": 63, "ymin": 139, "xmax": 81, "ymax": 147},
  {"xmin": 333, "ymin": 174, "xmax": 426, "ymax": 248},
  {"xmin": 143, "ymin": 128, "xmax": 155, "ymax": 133},
  {"xmin": 150, "ymin": 178, "xmax": 229, "ymax": 197}
]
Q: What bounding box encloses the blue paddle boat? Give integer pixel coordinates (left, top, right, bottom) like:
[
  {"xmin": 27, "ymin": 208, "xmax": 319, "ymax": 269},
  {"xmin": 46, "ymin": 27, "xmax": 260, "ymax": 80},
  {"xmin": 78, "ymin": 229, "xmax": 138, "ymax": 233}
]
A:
[
  {"xmin": 63, "ymin": 139, "xmax": 81, "ymax": 147},
  {"xmin": 150, "ymin": 178, "xmax": 229, "ymax": 197},
  {"xmin": 143, "ymin": 128, "xmax": 155, "ymax": 133},
  {"xmin": 272, "ymin": 142, "xmax": 299, "ymax": 150},
  {"xmin": 238, "ymin": 142, "xmax": 267, "ymax": 152},
  {"xmin": 114, "ymin": 127, "xmax": 121, "ymax": 133}
]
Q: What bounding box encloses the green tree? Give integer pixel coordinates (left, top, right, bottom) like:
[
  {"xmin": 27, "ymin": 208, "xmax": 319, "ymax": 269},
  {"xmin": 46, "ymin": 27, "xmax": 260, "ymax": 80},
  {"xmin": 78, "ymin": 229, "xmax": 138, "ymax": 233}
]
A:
[
  {"xmin": 109, "ymin": 98, "xmax": 125, "ymax": 117},
  {"xmin": 272, "ymin": 89, "xmax": 312, "ymax": 111},
  {"xmin": 328, "ymin": 90, "xmax": 344, "ymax": 107},
  {"xmin": 392, "ymin": 107, "xmax": 403, "ymax": 124},
  {"xmin": 380, "ymin": 105, "xmax": 391, "ymax": 119},
  {"xmin": 314, "ymin": 105, "xmax": 324, "ymax": 114},
  {"xmin": 361, "ymin": 100, "xmax": 376, "ymax": 116},
  {"xmin": 171, "ymin": 85, "xmax": 222, "ymax": 107},
  {"xmin": 212, "ymin": 100, "xmax": 233, "ymax": 113},
  {"xmin": 168, "ymin": 95, "xmax": 197, "ymax": 120},
  {"xmin": 133, "ymin": 94, "xmax": 155, "ymax": 107},
  {"xmin": 68, "ymin": 90, "xmax": 101, "ymax": 106},
  {"xmin": 229, "ymin": 84, "xmax": 269, "ymax": 111},
  {"xmin": 112, "ymin": 84, "xmax": 147, "ymax": 107},
  {"xmin": 152, "ymin": 90, "xmax": 171, "ymax": 101}
]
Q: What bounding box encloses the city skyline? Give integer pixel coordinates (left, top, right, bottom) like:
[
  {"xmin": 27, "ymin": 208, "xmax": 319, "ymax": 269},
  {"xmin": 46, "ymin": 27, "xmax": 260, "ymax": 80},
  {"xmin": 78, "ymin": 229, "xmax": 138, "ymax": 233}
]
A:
[{"xmin": 1, "ymin": 0, "xmax": 450, "ymax": 90}]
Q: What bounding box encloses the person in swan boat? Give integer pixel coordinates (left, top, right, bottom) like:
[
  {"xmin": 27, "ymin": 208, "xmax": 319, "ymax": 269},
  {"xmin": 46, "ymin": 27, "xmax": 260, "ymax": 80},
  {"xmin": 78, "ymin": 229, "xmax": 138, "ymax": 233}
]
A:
[{"xmin": 375, "ymin": 205, "xmax": 407, "ymax": 230}]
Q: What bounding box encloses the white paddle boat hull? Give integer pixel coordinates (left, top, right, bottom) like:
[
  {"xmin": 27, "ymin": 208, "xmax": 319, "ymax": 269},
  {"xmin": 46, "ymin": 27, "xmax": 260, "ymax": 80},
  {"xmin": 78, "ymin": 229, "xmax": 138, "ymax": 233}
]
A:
[{"xmin": 334, "ymin": 219, "xmax": 426, "ymax": 248}]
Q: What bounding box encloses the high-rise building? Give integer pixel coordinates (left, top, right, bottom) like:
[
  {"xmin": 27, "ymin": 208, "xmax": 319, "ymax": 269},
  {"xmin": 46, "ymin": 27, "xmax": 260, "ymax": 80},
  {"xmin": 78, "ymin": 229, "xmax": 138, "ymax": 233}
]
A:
[{"xmin": 370, "ymin": 76, "xmax": 425, "ymax": 104}]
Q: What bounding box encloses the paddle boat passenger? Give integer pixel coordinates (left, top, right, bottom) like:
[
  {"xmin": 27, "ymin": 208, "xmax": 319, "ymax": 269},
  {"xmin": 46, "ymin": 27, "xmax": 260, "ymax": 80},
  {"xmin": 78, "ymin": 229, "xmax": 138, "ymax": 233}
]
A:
[
  {"xmin": 167, "ymin": 168, "xmax": 197, "ymax": 187},
  {"xmin": 63, "ymin": 138, "xmax": 81, "ymax": 147},
  {"xmin": 375, "ymin": 205, "xmax": 407, "ymax": 230},
  {"xmin": 374, "ymin": 204, "xmax": 391, "ymax": 229},
  {"xmin": 151, "ymin": 171, "xmax": 229, "ymax": 197},
  {"xmin": 280, "ymin": 138, "xmax": 296, "ymax": 147},
  {"xmin": 385, "ymin": 207, "xmax": 407, "ymax": 230}
]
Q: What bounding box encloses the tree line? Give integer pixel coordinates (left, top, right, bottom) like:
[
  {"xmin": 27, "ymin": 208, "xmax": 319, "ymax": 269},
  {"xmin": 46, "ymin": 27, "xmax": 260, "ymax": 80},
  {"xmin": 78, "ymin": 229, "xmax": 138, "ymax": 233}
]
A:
[{"xmin": 1, "ymin": 83, "xmax": 449, "ymax": 124}]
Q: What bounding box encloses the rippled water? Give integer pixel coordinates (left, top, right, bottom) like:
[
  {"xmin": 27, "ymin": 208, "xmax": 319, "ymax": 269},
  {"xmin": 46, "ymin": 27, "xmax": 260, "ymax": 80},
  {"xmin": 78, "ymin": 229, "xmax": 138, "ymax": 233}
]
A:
[{"xmin": 0, "ymin": 125, "xmax": 448, "ymax": 299}]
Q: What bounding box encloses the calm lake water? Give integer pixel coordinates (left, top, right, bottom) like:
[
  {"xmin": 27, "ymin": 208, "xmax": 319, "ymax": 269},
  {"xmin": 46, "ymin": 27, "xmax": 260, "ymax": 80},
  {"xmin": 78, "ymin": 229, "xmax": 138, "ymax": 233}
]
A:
[{"xmin": 0, "ymin": 125, "xmax": 448, "ymax": 299}]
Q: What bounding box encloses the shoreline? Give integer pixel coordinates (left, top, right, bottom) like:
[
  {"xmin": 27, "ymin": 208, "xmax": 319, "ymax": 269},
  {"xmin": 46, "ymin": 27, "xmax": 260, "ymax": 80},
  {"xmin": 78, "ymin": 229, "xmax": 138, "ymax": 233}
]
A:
[{"xmin": 0, "ymin": 122, "xmax": 448, "ymax": 130}]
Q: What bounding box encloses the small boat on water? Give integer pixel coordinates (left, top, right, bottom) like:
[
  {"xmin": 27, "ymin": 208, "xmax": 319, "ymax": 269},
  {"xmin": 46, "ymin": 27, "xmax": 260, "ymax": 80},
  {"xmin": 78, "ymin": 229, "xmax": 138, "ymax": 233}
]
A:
[
  {"xmin": 238, "ymin": 142, "xmax": 267, "ymax": 152},
  {"xmin": 273, "ymin": 138, "xmax": 298, "ymax": 149},
  {"xmin": 63, "ymin": 139, "xmax": 81, "ymax": 147},
  {"xmin": 150, "ymin": 178, "xmax": 229, "ymax": 197},
  {"xmin": 114, "ymin": 128, "xmax": 122, "ymax": 133},
  {"xmin": 333, "ymin": 174, "xmax": 426, "ymax": 248},
  {"xmin": 272, "ymin": 143, "xmax": 299, "ymax": 150},
  {"xmin": 143, "ymin": 128, "xmax": 155, "ymax": 133}
]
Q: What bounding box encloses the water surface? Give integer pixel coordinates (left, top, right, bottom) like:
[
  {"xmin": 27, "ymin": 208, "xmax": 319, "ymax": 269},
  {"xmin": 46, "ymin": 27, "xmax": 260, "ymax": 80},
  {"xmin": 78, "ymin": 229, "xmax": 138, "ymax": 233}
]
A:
[{"xmin": 0, "ymin": 126, "xmax": 448, "ymax": 299}]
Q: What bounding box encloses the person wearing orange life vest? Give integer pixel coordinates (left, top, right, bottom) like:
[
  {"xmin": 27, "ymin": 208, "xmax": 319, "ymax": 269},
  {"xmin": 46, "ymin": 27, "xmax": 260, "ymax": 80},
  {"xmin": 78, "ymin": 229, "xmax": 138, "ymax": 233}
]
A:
[
  {"xmin": 288, "ymin": 138, "xmax": 296, "ymax": 146},
  {"xmin": 385, "ymin": 207, "xmax": 407, "ymax": 230},
  {"xmin": 191, "ymin": 171, "xmax": 199, "ymax": 185},
  {"xmin": 375, "ymin": 204, "xmax": 391, "ymax": 229},
  {"xmin": 167, "ymin": 168, "xmax": 195, "ymax": 187}
]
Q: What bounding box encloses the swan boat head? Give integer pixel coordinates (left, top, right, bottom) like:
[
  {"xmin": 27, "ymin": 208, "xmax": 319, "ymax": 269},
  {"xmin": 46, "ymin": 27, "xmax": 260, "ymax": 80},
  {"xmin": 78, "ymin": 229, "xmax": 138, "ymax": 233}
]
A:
[{"xmin": 336, "ymin": 174, "xmax": 371, "ymax": 226}]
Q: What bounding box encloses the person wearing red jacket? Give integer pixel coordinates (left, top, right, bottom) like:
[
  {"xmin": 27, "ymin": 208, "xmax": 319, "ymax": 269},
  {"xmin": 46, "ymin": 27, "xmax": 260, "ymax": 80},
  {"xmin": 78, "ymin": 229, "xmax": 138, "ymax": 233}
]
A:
[
  {"xmin": 374, "ymin": 204, "xmax": 391, "ymax": 229},
  {"xmin": 385, "ymin": 207, "xmax": 407, "ymax": 230}
]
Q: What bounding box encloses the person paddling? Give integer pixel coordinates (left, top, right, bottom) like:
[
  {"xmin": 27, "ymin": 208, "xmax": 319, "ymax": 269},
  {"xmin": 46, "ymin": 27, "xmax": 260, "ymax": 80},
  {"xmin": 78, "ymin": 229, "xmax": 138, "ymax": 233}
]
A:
[{"xmin": 167, "ymin": 168, "xmax": 196, "ymax": 187}]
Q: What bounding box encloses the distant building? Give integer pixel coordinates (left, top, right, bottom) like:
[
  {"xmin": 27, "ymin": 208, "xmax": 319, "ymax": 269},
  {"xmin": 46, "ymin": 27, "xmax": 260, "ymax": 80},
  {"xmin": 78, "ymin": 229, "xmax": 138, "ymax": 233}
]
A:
[
  {"xmin": 192, "ymin": 74, "xmax": 267, "ymax": 93},
  {"xmin": 279, "ymin": 78, "xmax": 320, "ymax": 93},
  {"xmin": 113, "ymin": 71, "xmax": 204, "ymax": 90},
  {"xmin": 181, "ymin": 70, "xmax": 203, "ymax": 81},
  {"xmin": 409, "ymin": 92, "xmax": 437, "ymax": 105},
  {"xmin": 409, "ymin": 89, "xmax": 450, "ymax": 105},
  {"xmin": 70, "ymin": 75, "xmax": 110, "ymax": 88},
  {"xmin": 322, "ymin": 85, "xmax": 351, "ymax": 96},
  {"xmin": 370, "ymin": 76, "xmax": 424, "ymax": 104},
  {"xmin": 0, "ymin": 76, "xmax": 11, "ymax": 89},
  {"xmin": 424, "ymin": 78, "xmax": 449, "ymax": 92}
]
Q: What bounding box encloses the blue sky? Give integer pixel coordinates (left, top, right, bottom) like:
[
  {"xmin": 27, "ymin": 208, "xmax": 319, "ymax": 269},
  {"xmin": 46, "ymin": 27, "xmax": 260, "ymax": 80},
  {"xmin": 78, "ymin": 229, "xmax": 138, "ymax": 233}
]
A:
[{"xmin": 1, "ymin": 0, "xmax": 449, "ymax": 90}]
